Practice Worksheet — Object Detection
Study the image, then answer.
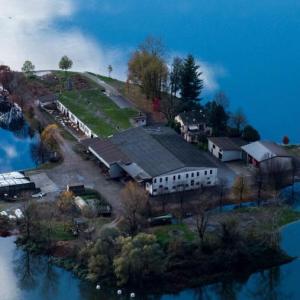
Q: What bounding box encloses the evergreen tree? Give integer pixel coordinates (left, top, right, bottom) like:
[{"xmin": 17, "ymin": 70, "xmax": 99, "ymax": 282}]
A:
[
  {"xmin": 209, "ymin": 101, "xmax": 229, "ymax": 136},
  {"xmin": 179, "ymin": 55, "xmax": 203, "ymax": 102},
  {"xmin": 242, "ymin": 125, "xmax": 260, "ymax": 142}
]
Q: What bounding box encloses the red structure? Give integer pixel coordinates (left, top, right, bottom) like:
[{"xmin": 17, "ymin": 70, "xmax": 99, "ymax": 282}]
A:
[{"xmin": 153, "ymin": 97, "xmax": 160, "ymax": 112}]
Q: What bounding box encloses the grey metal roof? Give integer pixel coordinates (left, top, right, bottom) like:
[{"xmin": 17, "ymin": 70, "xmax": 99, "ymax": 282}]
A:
[
  {"xmin": 208, "ymin": 137, "xmax": 247, "ymax": 150},
  {"xmin": 110, "ymin": 127, "xmax": 217, "ymax": 177},
  {"xmin": 241, "ymin": 141, "xmax": 292, "ymax": 162},
  {"xmin": 81, "ymin": 138, "xmax": 132, "ymax": 165},
  {"xmin": 178, "ymin": 110, "xmax": 209, "ymax": 125},
  {"xmin": 38, "ymin": 94, "xmax": 57, "ymax": 103}
]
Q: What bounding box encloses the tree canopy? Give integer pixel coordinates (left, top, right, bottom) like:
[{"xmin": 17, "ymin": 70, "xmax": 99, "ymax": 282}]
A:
[
  {"xmin": 22, "ymin": 61, "xmax": 35, "ymax": 74},
  {"xmin": 242, "ymin": 125, "xmax": 260, "ymax": 142},
  {"xmin": 59, "ymin": 55, "xmax": 73, "ymax": 74},
  {"xmin": 179, "ymin": 54, "xmax": 203, "ymax": 102}
]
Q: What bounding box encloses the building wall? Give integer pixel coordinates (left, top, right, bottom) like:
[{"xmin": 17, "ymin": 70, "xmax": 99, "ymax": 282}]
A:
[
  {"xmin": 146, "ymin": 168, "xmax": 217, "ymax": 196},
  {"xmin": 57, "ymin": 101, "xmax": 98, "ymax": 138},
  {"xmin": 208, "ymin": 140, "xmax": 241, "ymax": 162}
]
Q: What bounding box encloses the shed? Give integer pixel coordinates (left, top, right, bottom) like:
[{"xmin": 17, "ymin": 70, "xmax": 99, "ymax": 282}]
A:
[
  {"xmin": 67, "ymin": 183, "xmax": 85, "ymax": 193},
  {"xmin": 37, "ymin": 94, "xmax": 57, "ymax": 107},
  {"xmin": 74, "ymin": 196, "xmax": 88, "ymax": 211},
  {"xmin": 208, "ymin": 137, "xmax": 247, "ymax": 162}
]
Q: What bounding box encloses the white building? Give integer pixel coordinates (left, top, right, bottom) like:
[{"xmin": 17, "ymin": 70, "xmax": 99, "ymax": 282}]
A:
[
  {"xmin": 241, "ymin": 141, "xmax": 293, "ymax": 169},
  {"xmin": 208, "ymin": 137, "xmax": 247, "ymax": 162},
  {"xmin": 175, "ymin": 110, "xmax": 213, "ymax": 143},
  {"xmin": 82, "ymin": 127, "xmax": 218, "ymax": 196}
]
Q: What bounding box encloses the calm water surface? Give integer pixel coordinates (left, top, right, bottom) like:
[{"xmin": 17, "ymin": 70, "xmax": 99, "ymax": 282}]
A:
[
  {"xmin": 1, "ymin": 188, "xmax": 300, "ymax": 300},
  {"xmin": 1, "ymin": 1, "xmax": 300, "ymax": 142}
]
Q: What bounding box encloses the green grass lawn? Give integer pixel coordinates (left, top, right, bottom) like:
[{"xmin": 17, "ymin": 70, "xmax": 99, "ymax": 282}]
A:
[
  {"xmin": 58, "ymin": 89, "xmax": 137, "ymax": 138},
  {"xmin": 154, "ymin": 223, "xmax": 197, "ymax": 244},
  {"xmin": 51, "ymin": 222, "xmax": 78, "ymax": 241}
]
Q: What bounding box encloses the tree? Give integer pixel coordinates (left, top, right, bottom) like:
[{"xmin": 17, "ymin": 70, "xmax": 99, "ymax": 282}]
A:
[
  {"xmin": 22, "ymin": 61, "xmax": 35, "ymax": 74},
  {"xmin": 232, "ymin": 174, "xmax": 249, "ymax": 207},
  {"xmin": 113, "ymin": 233, "xmax": 163, "ymax": 286},
  {"xmin": 57, "ymin": 190, "xmax": 75, "ymax": 231},
  {"xmin": 157, "ymin": 187, "xmax": 169, "ymax": 213},
  {"xmin": 209, "ymin": 101, "xmax": 229, "ymax": 136},
  {"xmin": 169, "ymin": 56, "xmax": 183, "ymax": 100},
  {"xmin": 41, "ymin": 124, "xmax": 58, "ymax": 151},
  {"xmin": 266, "ymin": 159, "xmax": 288, "ymax": 193},
  {"xmin": 290, "ymin": 157, "xmax": 300, "ymax": 197},
  {"xmin": 193, "ymin": 192, "xmax": 213, "ymax": 248},
  {"xmin": 251, "ymin": 166, "xmax": 267, "ymax": 199},
  {"xmin": 230, "ymin": 108, "xmax": 248, "ymax": 137},
  {"xmin": 128, "ymin": 36, "xmax": 168, "ymax": 99},
  {"xmin": 0, "ymin": 65, "xmax": 15, "ymax": 93},
  {"xmin": 20, "ymin": 201, "xmax": 38, "ymax": 241},
  {"xmin": 179, "ymin": 54, "xmax": 203, "ymax": 102},
  {"xmin": 242, "ymin": 125, "xmax": 260, "ymax": 142},
  {"xmin": 214, "ymin": 90, "xmax": 230, "ymax": 112},
  {"xmin": 119, "ymin": 182, "xmax": 148, "ymax": 236},
  {"xmin": 282, "ymin": 136, "xmax": 290, "ymax": 145},
  {"xmin": 59, "ymin": 55, "xmax": 73, "ymax": 75},
  {"xmin": 217, "ymin": 177, "xmax": 229, "ymax": 211},
  {"xmin": 108, "ymin": 65, "xmax": 113, "ymax": 78}
]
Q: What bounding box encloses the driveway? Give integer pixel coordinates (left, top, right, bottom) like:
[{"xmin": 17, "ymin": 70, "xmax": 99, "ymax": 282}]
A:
[
  {"xmin": 225, "ymin": 161, "xmax": 253, "ymax": 177},
  {"xmin": 201, "ymin": 152, "xmax": 237, "ymax": 188},
  {"xmin": 83, "ymin": 73, "xmax": 133, "ymax": 109}
]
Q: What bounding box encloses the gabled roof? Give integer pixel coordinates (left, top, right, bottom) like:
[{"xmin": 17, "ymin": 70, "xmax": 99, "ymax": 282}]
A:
[
  {"xmin": 38, "ymin": 94, "xmax": 57, "ymax": 103},
  {"xmin": 177, "ymin": 110, "xmax": 209, "ymax": 125},
  {"xmin": 208, "ymin": 137, "xmax": 247, "ymax": 151},
  {"xmin": 241, "ymin": 141, "xmax": 292, "ymax": 162},
  {"xmin": 81, "ymin": 138, "xmax": 132, "ymax": 165},
  {"xmin": 110, "ymin": 127, "xmax": 217, "ymax": 177}
]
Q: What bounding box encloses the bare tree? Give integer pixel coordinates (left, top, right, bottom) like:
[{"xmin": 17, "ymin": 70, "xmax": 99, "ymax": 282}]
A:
[
  {"xmin": 20, "ymin": 200, "xmax": 38, "ymax": 240},
  {"xmin": 251, "ymin": 166, "xmax": 267, "ymax": 200},
  {"xmin": 157, "ymin": 187, "xmax": 169, "ymax": 213},
  {"xmin": 230, "ymin": 108, "xmax": 247, "ymax": 136},
  {"xmin": 108, "ymin": 65, "xmax": 113, "ymax": 78},
  {"xmin": 290, "ymin": 157, "xmax": 300, "ymax": 197},
  {"xmin": 232, "ymin": 173, "xmax": 249, "ymax": 207},
  {"xmin": 176, "ymin": 184, "xmax": 187, "ymax": 217},
  {"xmin": 267, "ymin": 159, "xmax": 288, "ymax": 194},
  {"xmin": 193, "ymin": 191, "xmax": 214, "ymax": 248},
  {"xmin": 214, "ymin": 90, "xmax": 230, "ymax": 112},
  {"xmin": 169, "ymin": 56, "xmax": 182, "ymax": 100},
  {"xmin": 217, "ymin": 177, "xmax": 228, "ymax": 211},
  {"xmin": 119, "ymin": 182, "xmax": 148, "ymax": 236}
]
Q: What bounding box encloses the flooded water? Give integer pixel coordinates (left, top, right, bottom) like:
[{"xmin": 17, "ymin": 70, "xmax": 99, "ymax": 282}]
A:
[{"xmin": 1, "ymin": 1, "xmax": 300, "ymax": 142}]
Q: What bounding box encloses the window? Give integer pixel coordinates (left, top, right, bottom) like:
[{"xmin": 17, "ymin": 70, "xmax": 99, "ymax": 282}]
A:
[
  {"xmin": 197, "ymin": 172, "xmax": 199, "ymax": 177},
  {"xmin": 191, "ymin": 180, "xmax": 195, "ymax": 186},
  {"xmin": 205, "ymin": 171, "xmax": 207, "ymax": 175},
  {"xmin": 178, "ymin": 175, "xmax": 181, "ymax": 180},
  {"xmin": 172, "ymin": 186, "xmax": 176, "ymax": 190},
  {"xmin": 213, "ymin": 144, "xmax": 216, "ymax": 149},
  {"xmin": 207, "ymin": 178, "xmax": 210, "ymax": 180},
  {"xmin": 191, "ymin": 173, "xmax": 194, "ymax": 177},
  {"xmin": 210, "ymin": 170, "xmax": 213, "ymax": 175},
  {"xmin": 165, "ymin": 177, "xmax": 168, "ymax": 182},
  {"xmin": 196, "ymin": 182, "xmax": 200, "ymax": 185},
  {"xmin": 186, "ymin": 174, "xmax": 189, "ymax": 178},
  {"xmin": 185, "ymin": 184, "xmax": 189, "ymax": 187},
  {"xmin": 207, "ymin": 181, "xmax": 211, "ymax": 185},
  {"xmin": 154, "ymin": 179, "xmax": 157, "ymax": 183},
  {"xmin": 159, "ymin": 185, "xmax": 163, "ymax": 188},
  {"xmin": 153, "ymin": 189, "xmax": 157, "ymax": 193},
  {"xmin": 173, "ymin": 175, "xmax": 176, "ymax": 180},
  {"xmin": 165, "ymin": 187, "xmax": 168, "ymax": 191},
  {"xmin": 160, "ymin": 178, "xmax": 162, "ymax": 183}
]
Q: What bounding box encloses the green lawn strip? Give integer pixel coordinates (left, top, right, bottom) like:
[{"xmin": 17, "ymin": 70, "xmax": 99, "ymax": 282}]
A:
[
  {"xmin": 59, "ymin": 89, "xmax": 137, "ymax": 138},
  {"xmin": 154, "ymin": 223, "xmax": 196, "ymax": 244},
  {"xmin": 51, "ymin": 222, "xmax": 77, "ymax": 241}
]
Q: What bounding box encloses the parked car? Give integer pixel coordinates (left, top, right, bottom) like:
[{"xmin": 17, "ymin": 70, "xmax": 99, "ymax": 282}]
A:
[{"xmin": 31, "ymin": 192, "xmax": 47, "ymax": 198}]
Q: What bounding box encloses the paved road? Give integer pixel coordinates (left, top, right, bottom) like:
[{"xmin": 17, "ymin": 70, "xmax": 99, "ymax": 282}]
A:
[{"xmin": 83, "ymin": 73, "xmax": 133, "ymax": 109}]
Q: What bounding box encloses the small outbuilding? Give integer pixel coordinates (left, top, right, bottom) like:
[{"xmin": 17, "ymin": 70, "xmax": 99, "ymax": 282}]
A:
[
  {"xmin": 241, "ymin": 141, "xmax": 293, "ymax": 169},
  {"xmin": 67, "ymin": 183, "xmax": 85, "ymax": 193},
  {"xmin": 37, "ymin": 94, "xmax": 58, "ymax": 107},
  {"xmin": 208, "ymin": 137, "xmax": 247, "ymax": 162}
]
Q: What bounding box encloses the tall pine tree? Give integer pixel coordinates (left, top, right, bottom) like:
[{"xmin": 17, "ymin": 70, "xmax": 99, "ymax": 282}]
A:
[{"xmin": 179, "ymin": 55, "xmax": 203, "ymax": 102}]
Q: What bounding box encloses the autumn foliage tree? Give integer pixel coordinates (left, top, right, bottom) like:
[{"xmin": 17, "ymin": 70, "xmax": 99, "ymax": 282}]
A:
[
  {"xmin": 282, "ymin": 136, "xmax": 289, "ymax": 145},
  {"xmin": 232, "ymin": 174, "xmax": 249, "ymax": 207},
  {"xmin": 0, "ymin": 65, "xmax": 15, "ymax": 93},
  {"xmin": 119, "ymin": 181, "xmax": 148, "ymax": 236},
  {"xmin": 57, "ymin": 190, "xmax": 75, "ymax": 230},
  {"xmin": 41, "ymin": 124, "xmax": 58, "ymax": 151}
]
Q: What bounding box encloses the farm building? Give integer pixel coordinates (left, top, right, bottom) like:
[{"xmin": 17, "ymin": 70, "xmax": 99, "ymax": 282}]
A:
[
  {"xmin": 241, "ymin": 141, "xmax": 293, "ymax": 169},
  {"xmin": 82, "ymin": 126, "xmax": 218, "ymax": 196},
  {"xmin": 208, "ymin": 137, "xmax": 247, "ymax": 162},
  {"xmin": 37, "ymin": 94, "xmax": 58, "ymax": 107},
  {"xmin": 0, "ymin": 172, "xmax": 35, "ymax": 195}
]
